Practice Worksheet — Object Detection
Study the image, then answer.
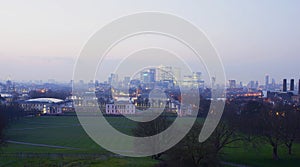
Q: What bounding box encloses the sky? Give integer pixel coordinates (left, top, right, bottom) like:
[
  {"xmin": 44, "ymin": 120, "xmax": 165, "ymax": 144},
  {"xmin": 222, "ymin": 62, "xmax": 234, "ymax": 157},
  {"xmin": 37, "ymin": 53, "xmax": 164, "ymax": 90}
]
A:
[{"xmin": 0, "ymin": 0, "xmax": 299, "ymax": 84}]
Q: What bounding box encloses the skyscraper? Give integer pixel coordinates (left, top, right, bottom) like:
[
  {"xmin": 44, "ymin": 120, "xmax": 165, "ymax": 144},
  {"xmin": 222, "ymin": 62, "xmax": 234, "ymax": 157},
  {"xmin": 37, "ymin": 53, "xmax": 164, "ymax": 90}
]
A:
[
  {"xmin": 156, "ymin": 65, "xmax": 173, "ymax": 81},
  {"xmin": 108, "ymin": 73, "xmax": 118, "ymax": 86},
  {"xmin": 298, "ymin": 79, "xmax": 300, "ymax": 95},
  {"xmin": 172, "ymin": 67, "xmax": 181, "ymax": 81},
  {"xmin": 123, "ymin": 76, "xmax": 131, "ymax": 87},
  {"xmin": 290, "ymin": 79, "xmax": 295, "ymax": 91},
  {"xmin": 141, "ymin": 71, "xmax": 150, "ymax": 83},
  {"xmin": 283, "ymin": 79, "xmax": 287, "ymax": 92},
  {"xmin": 265, "ymin": 75, "xmax": 269, "ymax": 90},
  {"xmin": 149, "ymin": 69, "xmax": 156, "ymax": 83},
  {"xmin": 229, "ymin": 80, "xmax": 236, "ymax": 89}
]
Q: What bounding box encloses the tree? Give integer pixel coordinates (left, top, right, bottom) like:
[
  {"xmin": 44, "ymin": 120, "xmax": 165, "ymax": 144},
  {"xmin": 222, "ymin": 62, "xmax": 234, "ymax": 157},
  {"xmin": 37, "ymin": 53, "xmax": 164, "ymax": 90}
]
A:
[
  {"xmin": 0, "ymin": 103, "xmax": 25, "ymax": 146},
  {"xmin": 0, "ymin": 111, "xmax": 6, "ymax": 145},
  {"xmin": 165, "ymin": 123, "xmax": 219, "ymax": 167},
  {"xmin": 165, "ymin": 118, "xmax": 242, "ymax": 167},
  {"xmin": 242, "ymin": 102, "xmax": 283, "ymax": 160},
  {"xmin": 281, "ymin": 104, "xmax": 300, "ymax": 155},
  {"xmin": 133, "ymin": 114, "xmax": 172, "ymax": 160},
  {"xmin": 233, "ymin": 100, "xmax": 283, "ymax": 160}
]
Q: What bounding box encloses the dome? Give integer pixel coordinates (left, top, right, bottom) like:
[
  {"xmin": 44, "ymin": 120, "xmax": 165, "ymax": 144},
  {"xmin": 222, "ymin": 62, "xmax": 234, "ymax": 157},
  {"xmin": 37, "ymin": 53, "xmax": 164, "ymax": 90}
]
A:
[{"xmin": 26, "ymin": 98, "xmax": 64, "ymax": 103}]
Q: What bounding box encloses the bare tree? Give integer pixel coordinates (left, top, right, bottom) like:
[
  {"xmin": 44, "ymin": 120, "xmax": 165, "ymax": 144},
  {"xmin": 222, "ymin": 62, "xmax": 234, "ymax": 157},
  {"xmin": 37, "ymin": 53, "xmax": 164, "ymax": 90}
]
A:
[
  {"xmin": 281, "ymin": 104, "xmax": 300, "ymax": 155},
  {"xmin": 133, "ymin": 113, "xmax": 172, "ymax": 160}
]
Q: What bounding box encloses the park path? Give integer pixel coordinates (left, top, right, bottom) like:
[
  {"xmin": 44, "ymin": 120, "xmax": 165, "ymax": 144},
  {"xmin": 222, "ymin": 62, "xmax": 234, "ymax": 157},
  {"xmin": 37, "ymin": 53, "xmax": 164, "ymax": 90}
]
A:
[
  {"xmin": 6, "ymin": 140, "xmax": 251, "ymax": 167},
  {"xmin": 6, "ymin": 140, "xmax": 81, "ymax": 150},
  {"xmin": 221, "ymin": 161, "xmax": 251, "ymax": 167}
]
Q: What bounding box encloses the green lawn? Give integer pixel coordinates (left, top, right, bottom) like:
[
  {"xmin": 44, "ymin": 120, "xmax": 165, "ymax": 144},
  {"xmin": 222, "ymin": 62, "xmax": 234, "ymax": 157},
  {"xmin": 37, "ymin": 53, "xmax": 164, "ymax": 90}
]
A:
[
  {"xmin": 0, "ymin": 157, "xmax": 158, "ymax": 167},
  {"xmin": 2, "ymin": 116, "xmax": 138, "ymax": 154},
  {"xmin": 1, "ymin": 116, "xmax": 300, "ymax": 167},
  {"xmin": 222, "ymin": 140, "xmax": 300, "ymax": 167},
  {"xmin": 1, "ymin": 116, "xmax": 158, "ymax": 167}
]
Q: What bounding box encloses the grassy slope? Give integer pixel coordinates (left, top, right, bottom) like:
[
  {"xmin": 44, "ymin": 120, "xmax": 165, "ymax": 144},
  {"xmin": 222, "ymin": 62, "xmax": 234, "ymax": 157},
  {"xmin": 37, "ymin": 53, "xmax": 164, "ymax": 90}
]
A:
[
  {"xmin": 0, "ymin": 157, "xmax": 158, "ymax": 167},
  {"xmin": 1, "ymin": 116, "xmax": 300, "ymax": 167},
  {"xmin": 222, "ymin": 140, "xmax": 300, "ymax": 167},
  {"xmin": 1, "ymin": 116, "xmax": 157, "ymax": 166}
]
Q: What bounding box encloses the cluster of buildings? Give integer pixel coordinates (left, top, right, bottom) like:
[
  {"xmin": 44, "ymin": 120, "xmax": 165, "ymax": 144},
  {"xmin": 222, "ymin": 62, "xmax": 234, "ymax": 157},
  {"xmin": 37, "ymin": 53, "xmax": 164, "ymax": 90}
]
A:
[
  {"xmin": 19, "ymin": 98, "xmax": 73, "ymax": 115},
  {"xmin": 266, "ymin": 79, "xmax": 300, "ymax": 103},
  {"xmin": 1, "ymin": 69, "xmax": 300, "ymax": 116},
  {"xmin": 95, "ymin": 66, "xmax": 204, "ymax": 90}
]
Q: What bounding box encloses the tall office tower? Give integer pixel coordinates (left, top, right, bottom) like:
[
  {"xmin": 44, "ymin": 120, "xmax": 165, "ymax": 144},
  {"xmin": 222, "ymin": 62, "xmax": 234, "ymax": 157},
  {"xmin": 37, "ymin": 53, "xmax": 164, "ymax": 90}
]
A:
[
  {"xmin": 298, "ymin": 79, "xmax": 300, "ymax": 95},
  {"xmin": 149, "ymin": 69, "xmax": 156, "ymax": 83},
  {"xmin": 172, "ymin": 67, "xmax": 181, "ymax": 81},
  {"xmin": 211, "ymin": 77, "xmax": 216, "ymax": 88},
  {"xmin": 157, "ymin": 65, "xmax": 173, "ymax": 81},
  {"xmin": 229, "ymin": 80, "xmax": 236, "ymax": 89},
  {"xmin": 239, "ymin": 81, "xmax": 243, "ymax": 88},
  {"xmin": 192, "ymin": 72, "xmax": 203, "ymax": 87},
  {"xmin": 265, "ymin": 75, "xmax": 269, "ymax": 90},
  {"xmin": 290, "ymin": 79, "xmax": 295, "ymax": 91},
  {"xmin": 140, "ymin": 71, "xmax": 151, "ymax": 83},
  {"xmin": 108, "ymin": 73, "xmax": 118, "ymax": 86},
  {"xmin": 271, "ymin": 78, "xmax": 276, "ymax": 89},
  {"xmin": 248, "ymin": 80, "xmax": 255, "ymax": 89},
  {"xmin": 192, "ymin": 72, "xmax": 201, "ymax": 81},
  {"xmin": 123, "ymin": 76, "xmax": 131, "ymax": 87},
  {"xmin": 6, "ymin": 79, "xmax": 13, "ymax": 92},
  {"xmin": 283, "ymin": 79, "xmax": 287, "ymax": 92},
  {"xmin": 255, "ymin": 81, "xmax": 259, "ymax": 89}
]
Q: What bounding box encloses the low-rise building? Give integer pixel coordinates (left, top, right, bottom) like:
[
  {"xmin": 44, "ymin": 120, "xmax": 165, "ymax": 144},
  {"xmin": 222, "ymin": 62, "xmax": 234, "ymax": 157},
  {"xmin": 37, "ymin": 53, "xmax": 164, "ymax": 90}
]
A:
[
  {"xmin": 20, "ymin": 98, "xmax": 67, "ymax": 115},
  {"xmin": 105, "ymin": 101, "xmax": 135, "ymax": 115}
]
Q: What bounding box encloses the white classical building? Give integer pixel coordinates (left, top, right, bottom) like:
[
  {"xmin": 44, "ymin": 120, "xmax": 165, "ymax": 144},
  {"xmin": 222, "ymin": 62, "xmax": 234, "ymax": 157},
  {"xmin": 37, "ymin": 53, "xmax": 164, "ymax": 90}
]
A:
[
  {"xmin": 21, "ymin": 98, "xmax": 67, "ymax": 115},
  {"xmin": 105, "ymin": 101, "xmax": 135, "ymax": 115}
]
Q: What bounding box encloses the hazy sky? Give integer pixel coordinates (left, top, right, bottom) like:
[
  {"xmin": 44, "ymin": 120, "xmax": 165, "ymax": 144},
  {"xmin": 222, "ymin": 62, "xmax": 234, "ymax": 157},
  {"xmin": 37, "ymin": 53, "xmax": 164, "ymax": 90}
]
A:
[{"xmin": 0, "ymin": 0, "xmax": 299, "ymax": 84}]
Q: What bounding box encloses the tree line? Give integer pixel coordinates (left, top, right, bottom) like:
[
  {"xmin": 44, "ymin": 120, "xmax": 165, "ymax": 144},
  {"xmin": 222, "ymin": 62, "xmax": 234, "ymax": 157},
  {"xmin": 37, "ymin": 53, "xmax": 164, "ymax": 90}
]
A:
[
  {"xmin": 133, "ymin": 99, "xmax": 300, "ymax": 166},
  {"xmin": 0, "ymin": 103, "xmax": 40, "ymax": 146}
]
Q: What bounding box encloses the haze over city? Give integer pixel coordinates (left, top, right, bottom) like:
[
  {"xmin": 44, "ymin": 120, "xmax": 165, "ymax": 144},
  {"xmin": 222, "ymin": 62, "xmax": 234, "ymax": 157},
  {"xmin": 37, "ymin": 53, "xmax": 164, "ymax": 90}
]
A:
[{"xmin": 0, "ymin": 0, "xmax": 299, "ymax": 83}]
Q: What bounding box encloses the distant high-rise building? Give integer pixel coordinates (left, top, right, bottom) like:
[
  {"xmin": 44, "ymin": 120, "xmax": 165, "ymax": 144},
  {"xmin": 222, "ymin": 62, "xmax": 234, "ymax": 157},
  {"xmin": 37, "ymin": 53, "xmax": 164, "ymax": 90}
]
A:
[
  {"xmin": 79, "ymin": 80, "xmax": 84, "ymax": 85},
  {"xmin": 69, "ymin": 80, "xmax": 74, "ymax": 86},
  {"xmin": 149, "ymin": 69, "xmax": 156, "ymax": 83},
  {"xmin": 211, "ymin": 77, "xmax": 216, "ymax": 88},
  {"xmin": 123, "ymin": 76, "xmax": 131, "ymax": 87},
  {"xmin": 290, "ymin": 79, "xmax": 295, "ymax": 91},
  {"xmin": 129, "ymin": 79, "xmax": 141, "ymax": 89},
  {"xmin": 156, "ymin": 66, "xmax": 182, "ymax": 82},
  {"xmin": 265, "ymin": 75, "xmax": 269, "ymax": 90},
  {"xmin": 283, "ymin": 79, "xmax": 287, "ymax": 92},
  {"xmin": 141, "ymin": 71, "xmax": 151, "ymax": 83},
  {"xmin": 271, "ymin": 78, "xmax": 276, "ymax": 88},
  {"xmin": 157, "ymin": 66, "xmax": 173, "ymax": 81},
  {"xmin": 272, "ymin": 78, "xmax": 275, "ymax": 85},
  {"xmin": 229, "ymin": 80, "xmax": 236, "ymax": 89},
  {"xmin": 248, "ymin": 80, "xmax": 255, "ymax": 89},
  {"xmin": 298, "ymin": 79, "xmax": 300, "ymax": 95},
  {"xmin": 239, "ymin": 81, "xmax": 243, "ymax": 88},
  {"xmin": 172, "ymin": 67, "xmax": 181, "ymax": 81},
  {"xmin": 182, "ymin": 72, "xmax": 203, "ymax": 88},
  {"xmin": 108, "ymin": 73, "xmax": 118, "ymax": 86},
  {"xmin": 6, "ymin": 80, "xmax": 13, "ymax": 92}
]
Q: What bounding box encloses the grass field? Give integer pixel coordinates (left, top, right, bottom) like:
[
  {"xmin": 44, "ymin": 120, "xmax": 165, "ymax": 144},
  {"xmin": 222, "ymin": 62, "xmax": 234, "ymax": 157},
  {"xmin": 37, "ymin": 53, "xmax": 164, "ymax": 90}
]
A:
[
  {"xmin": 0, "ymin": 156, "xmax": 158, "ymax": 167},
  {"xmin": 222, "ymin": 140, "xmax": 300, "ymax": 167},
  {"xmin": 1, "ymin": 116, "xmax": 159, "ymax": 166},
  {"xmin": 2, "ymin": 116, "xmax": 138, "ymax": 154},
  {"xmin": 1, "ymin": 116, "xmax": 300, "ymax": 167}
]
